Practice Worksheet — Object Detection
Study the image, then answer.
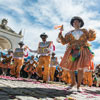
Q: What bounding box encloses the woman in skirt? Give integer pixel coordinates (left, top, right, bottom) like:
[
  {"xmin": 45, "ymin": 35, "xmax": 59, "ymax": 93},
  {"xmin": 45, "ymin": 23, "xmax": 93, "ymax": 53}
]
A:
[{"xmin": 58, "ymin": 16, "xmax": 96, "ymax": 91}]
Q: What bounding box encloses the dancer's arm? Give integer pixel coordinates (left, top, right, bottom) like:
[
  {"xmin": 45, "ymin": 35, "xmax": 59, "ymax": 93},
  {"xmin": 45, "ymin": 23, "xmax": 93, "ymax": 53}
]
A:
[
  {"xmin": 29, "ymin": 49, "xmax": 37, "ymax": 53},
  {"xmin": 58, "ymin": 25, "xmax": 71, "ymax": 45},
  {"xmin": 58, "ymin": 32, "xmax": 71, "ymax": 45}
]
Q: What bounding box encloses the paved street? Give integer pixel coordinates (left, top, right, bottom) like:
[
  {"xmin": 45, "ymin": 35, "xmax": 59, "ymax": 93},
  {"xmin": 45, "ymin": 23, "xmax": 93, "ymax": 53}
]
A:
[{"xmin": 0, "ymin": 76, "xmax": 100, "ymax": 100}]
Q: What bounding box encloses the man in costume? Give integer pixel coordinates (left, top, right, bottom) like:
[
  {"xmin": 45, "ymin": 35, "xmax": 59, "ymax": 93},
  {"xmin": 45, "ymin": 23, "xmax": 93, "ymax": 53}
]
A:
[
  {"xmin": 49, "ymin": 52, "xmax": 58, "ymax": 81},
  {"xmin": 30, "ymin": 33, "xmax": 54, "ymax": 83},
  {"xmin": 10, "ymin": 41, "xmax": 25, "ymax": 78},
  {"xmin": 95, "ymin": 64, "xmax": 100, "ymax": 87},
  {"xmin": 58, "ymin": 16, "xmax": 96, "ymax": 91}
]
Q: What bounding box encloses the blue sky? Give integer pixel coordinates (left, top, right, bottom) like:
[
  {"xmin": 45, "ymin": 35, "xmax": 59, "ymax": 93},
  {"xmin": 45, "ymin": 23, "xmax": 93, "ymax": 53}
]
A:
[{"xmin": 0, "ymin": 0, "xmax": 100, "ymax": 64}]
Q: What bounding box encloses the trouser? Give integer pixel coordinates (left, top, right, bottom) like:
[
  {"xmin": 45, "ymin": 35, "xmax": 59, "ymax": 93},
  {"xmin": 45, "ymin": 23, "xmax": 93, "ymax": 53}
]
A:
[
  {"xmin": 4, "ymin": 63, "xmax": 12, "ymax": 69},
  {"xmin": 36, "ymin": 56, "xmax": 50, "ymax": 81},
  {"xmin": 62, "ymin": 69, "xmax": 71, "ymax": 84},
  {"xmin": 10, "ymin": 58, "xmax": 24, "ymax": 78},
  {"xmin": 0, "ymin": 63, "xmax": 6, "ymax": 68},
  {"xmin": 83, "ymin": 71, "xmax": 93, "ymax": 86},
  {"xmin": 49, "ymin": 67, "xmax": 56, "ymax": 81},
  {"xmin": 24, "ymin": 65, "xmax": 34, "ymax": 73},
  {"xmin": 0, "ymin": 63, "xmax": 7, "ymax": 76},
  {"xmin": 0, "ymin": 62, "xmax": 13, "ymax": 69}
]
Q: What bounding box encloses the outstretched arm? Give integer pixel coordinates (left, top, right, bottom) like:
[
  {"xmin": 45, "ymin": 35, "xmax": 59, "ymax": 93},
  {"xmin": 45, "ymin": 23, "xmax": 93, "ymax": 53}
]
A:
[
  {"xmin": 24, "ymin": 45, "xmax": 38, "ymax": 53},
  {"xmin": 29, "ymin": 49, "xmax": 37, "ymax": 53}
]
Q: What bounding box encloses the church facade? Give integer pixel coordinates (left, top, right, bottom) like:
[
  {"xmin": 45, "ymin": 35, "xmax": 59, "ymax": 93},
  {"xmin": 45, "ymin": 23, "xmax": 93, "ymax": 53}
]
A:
[{"xmin": 0, "ymin": 19, "xmax": 23, "ymax": 50}]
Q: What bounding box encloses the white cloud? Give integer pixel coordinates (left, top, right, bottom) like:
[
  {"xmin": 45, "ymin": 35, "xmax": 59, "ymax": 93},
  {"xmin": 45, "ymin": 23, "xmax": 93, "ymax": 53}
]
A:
[
  {"xmin": 0, "ymin": 0, "xmax": 25, "ymax": 14},
  {"xmin": 0, "ymin": 0, "xmax": 100, "ymax": 64},
  {"xmin": 93, "ymin": 47, "xmax": 100, "ymax": 64}
]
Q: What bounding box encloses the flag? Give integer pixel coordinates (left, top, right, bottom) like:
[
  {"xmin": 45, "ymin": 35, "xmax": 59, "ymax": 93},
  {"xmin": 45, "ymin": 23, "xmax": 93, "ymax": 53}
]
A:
[
  {"xmin": 54, "ymin": 25, "xmax": 62, "ymax": 29},
  {"xmin": 53, "ymin": 44, "xmax": 55, "ymax": 51},
  {"xmin": 24, "ymin": 51, "xmax": 28, "ymax": 58}
]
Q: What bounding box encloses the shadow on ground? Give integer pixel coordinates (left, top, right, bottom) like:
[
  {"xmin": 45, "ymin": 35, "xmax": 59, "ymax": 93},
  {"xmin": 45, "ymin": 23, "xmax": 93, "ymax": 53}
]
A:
[
  {"xmin": 0, "ymin": 87, "xmax": 76, "ymax": 100},
  {"xmin": 84, "ymin": 89, "xmax": 100, "ymax": 95}
]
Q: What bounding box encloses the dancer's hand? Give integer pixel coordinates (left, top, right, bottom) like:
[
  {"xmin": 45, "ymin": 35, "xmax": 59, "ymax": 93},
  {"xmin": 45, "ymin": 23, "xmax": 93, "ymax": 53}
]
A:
[
  {"xmin": 89, "ymin": 29, "xmax": 95, "ymax": 35},
  {"xmin": 88, "ymin": 29, "xmax": 96, "ymax": 41}
]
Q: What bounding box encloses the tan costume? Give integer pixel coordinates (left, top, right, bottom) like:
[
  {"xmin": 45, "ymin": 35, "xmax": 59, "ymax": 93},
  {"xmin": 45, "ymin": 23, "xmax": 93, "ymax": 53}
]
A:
[
  {"xmin": 83, "ymin": 61, "xmax": 94, "ymax": 87},
  {"xmin": 10, "ymin": 48, "xmax": 24, "ymax": 78},
  {"xmin": 49, "ymin": 57, "xmax": 58, "ymax": 81},
  {"xmin": 61, "ymin": 69, "xmax": 71, "ymax": 84},
  {"xmin": 37, "ymin": 41, "xmax": 53, "ymax": 82}
]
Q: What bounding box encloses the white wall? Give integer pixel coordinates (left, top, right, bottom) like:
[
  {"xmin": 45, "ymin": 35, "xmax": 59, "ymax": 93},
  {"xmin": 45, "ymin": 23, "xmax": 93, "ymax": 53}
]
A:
[{"xmin": 0, "ymin": 29, "xmax": 23, "ymax": 50}]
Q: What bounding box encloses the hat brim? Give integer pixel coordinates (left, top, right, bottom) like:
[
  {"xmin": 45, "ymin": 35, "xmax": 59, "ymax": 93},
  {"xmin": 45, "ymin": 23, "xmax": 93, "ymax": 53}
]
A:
[
  {"xmin": 52, "ymin": 53, "xmax": 56, "ymax": 55},
  {"xmin": 70, "ymin": 17, "xmax": 84, "ymax": 27},
  {"xmin": 18, "ymin": 43, "xmax": 24, "ymax": 45},
  {"xmin": 40, "ymin": 35, "xmax": 48, "ymax": 38},
  {"xmin": 8, "ymin": 50, "xmax": 13, "ymax": 52}
]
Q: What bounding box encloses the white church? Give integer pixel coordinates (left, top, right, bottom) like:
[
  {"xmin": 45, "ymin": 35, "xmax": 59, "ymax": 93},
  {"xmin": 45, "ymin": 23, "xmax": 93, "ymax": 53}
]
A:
[{"xmin": 0, "ymin": 18, "xmax": 23, "ymax": 50}]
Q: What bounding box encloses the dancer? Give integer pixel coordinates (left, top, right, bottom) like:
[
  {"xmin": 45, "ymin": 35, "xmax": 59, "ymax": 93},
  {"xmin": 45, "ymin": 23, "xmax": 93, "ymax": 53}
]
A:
[
  {"xmin": 0, "ymin": 50, "xmax": 13, "ymax": 76},
  {"xmin": 58, "ymin": 16, "xmax": 96, "ymax": 91},
  {"xmin": 10, "ymin": 41, "xmax": 25, "ymax": 78},
  {"xmin": 30, "ymin": 33, "xmax": 54, "ymax": 83},
  {"xmin": 49, "ymin": 52, "xmax": 58, "ymax": 81},
  {"xmin": 95, "ymin": 64, "xmax": 100, "ymax": 87},
  {"xmin": 24, "ymin": 55, "xmax": 37, "ymax": 78}
]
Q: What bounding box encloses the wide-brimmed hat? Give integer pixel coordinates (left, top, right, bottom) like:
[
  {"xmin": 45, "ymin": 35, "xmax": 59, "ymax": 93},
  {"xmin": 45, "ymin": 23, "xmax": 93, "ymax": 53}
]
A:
[
  {"xmin": 18, "ymin": 41, "xmax": 24, "ymax": 45},
  {"xmin": 70, "ymin": 16, "xmax": 84, "ymax": 27},
  {"xmin": 40, "ymin": 33, "xmax": 48, "ymax": 38},
  {"xmin": 52, "ymin": 52, "xmax": 56, "ymax": 55}
]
